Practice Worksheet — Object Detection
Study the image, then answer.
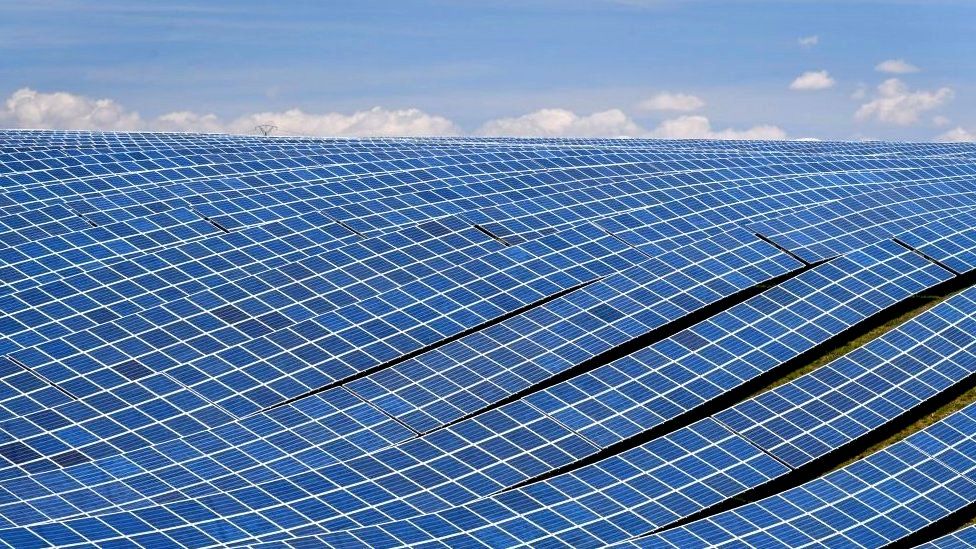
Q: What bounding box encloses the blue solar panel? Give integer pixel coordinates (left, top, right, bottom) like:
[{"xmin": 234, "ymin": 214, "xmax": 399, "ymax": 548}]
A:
[
  {"xmin": 470, "ymin": 160, "xmax": 968, "ymax": 255},
  {"xmin": 0, "ymin": 221, "xmax": 650, "ymax": 475},
  {"xmin": 216, "ymin": 267, "xmax": 976, "ymax": 547},
  {"xmin": 0, "ymin": 399, "xmax": 596, "ymax": 538},
  {"xmin": 914, "ymin": 525, "xmax": 976, "ymax": 549},
  {"xmin": 751, "ymin": 182, "xmax": 976, "ymax": 263},
  {"xmin": 349, "ymin": 227, "xmax": 801, "ymax": 433},
  {"xmin": 0, "ymin": 240, "xmax": 948, "ymax": 548},
  {"xmin": 0, "ymin": 214, "xmax": 480, "ymax": 356},
  {"xmin": 897, "ymin": 209, "xmax": 976, "ymax": 275},
  {"xmin": 0, "ymin": 207, "xmax": 221, "ymax": 287},
  {"xmin": 79, "ymin": 417, "xmax": 787, "ymax": 548}
]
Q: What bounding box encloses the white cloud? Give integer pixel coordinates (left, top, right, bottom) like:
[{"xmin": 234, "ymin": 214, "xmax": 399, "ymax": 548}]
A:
[
  {"xmin": 936, "ymin": 127, "xmax": 975, "ymax": 142},
  {"xmin": 222, "ymin": 107, "xmax": 460, "ymax": 136},
  {"xmin": 855, "ymin": 78, "xmax": 953, "ymax": 125},
  {"xmin": 789, "ymin": 70, "xmax": 836, "ymax": 91},
  {"xmin": 0, "ymin": 88, "xmax": 460, "ymax": 136},
  {"xmin": 1, "ymin": 87, "xmax": 144, "ymax": 130},
  {"xmin": 851, "ymin": 84, "xmax": 868, "ymax": 100},
  {"xmin": 477, "ymin": 109, "xmax": 786, "ymax": 140},
  {"xmin": 875, "ymin": 59, "xmax": 920, "ymax": 74},
  {"xmin": 798, "ymin": 35, "xmax": 819, "ymax": 48},
  {"xmin": 648, "ymin": 115, "xmax": 787, "ymax": 140},
  {"xmin": 637, "ymin": 92, "xmax": 704, "ymax": 112},
  {"xmin": 476, "ymin": 107, "xmax": 787, "ymax": 140},
  {"xmin": 155, "ymin": 107, "xmax": 460, "ymax": 137},
  {"xmin": 154, "ymin": 111, "xmax": 225, "ymax": 133},
  {"xmin": 477, "ymin": 108, "xmax": 642, "ymax": 137},
  {"xmin": 932, "ymin": 115, "xmax": 951, "ymax": 127}
]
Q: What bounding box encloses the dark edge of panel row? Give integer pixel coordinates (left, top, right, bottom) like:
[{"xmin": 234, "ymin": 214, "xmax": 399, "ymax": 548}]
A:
[
  {"xmin": 497, "ymin": 264, "xmax": 817, "ymax": 493},
  {"xmin": 257, "ymin": 277, "xmax": 603, "ymax": 417}
]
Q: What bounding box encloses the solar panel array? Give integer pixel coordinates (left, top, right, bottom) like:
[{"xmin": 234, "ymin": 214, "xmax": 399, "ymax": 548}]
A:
[
  {"xmin": 630, "ymin": 401, "xmax": 976, "ymax": 548},
  {"xmin": 1, "ymin": 131, "xmax": 976, "ymax": 548}
]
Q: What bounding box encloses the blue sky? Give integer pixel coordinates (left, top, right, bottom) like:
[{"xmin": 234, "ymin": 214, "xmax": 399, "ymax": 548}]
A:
[{"xmin": 1, "ymin": 0, "xmax": 974, "ymax": 140}]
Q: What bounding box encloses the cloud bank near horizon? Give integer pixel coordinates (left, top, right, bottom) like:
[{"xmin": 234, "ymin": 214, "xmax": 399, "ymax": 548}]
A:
[{"xmin": 1, "ymin": 87, "xmax": 789, "ymax": 140}]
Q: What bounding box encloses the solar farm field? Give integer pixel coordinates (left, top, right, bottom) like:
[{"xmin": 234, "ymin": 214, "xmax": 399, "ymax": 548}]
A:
[{"xmin": 0, "ymin": 131, "xmax": 975, "ymax": 548}]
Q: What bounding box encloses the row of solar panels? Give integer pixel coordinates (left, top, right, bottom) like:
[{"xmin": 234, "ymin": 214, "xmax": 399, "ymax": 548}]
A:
[
  {"xmin": 214, "ymin": 213, "xmax": 976, "ymax": 548},
  {"xmin": 3, "ymin": 153, "xmax": 971, "ymax": 281},
  {"xmin": 1, "ymin": 152, "xmax": 968, "ymax": 344},
  {"xmin": 0, "ymin": 185, "xmax": 940, "ymax": 467},
  {"xmin": 3, "ymin": 132, "xmax": 975, "ymax": 235},
  {"xmin": 3, "ymin": 135, "xmax": 961, "ymax": 286},
  {"xmin": 4, "ymin": 131, "xmax": 976, "ymax": 160},
  {"xmin": 2, "ymin": 134, "xmax": 976, "ymax": 547}
]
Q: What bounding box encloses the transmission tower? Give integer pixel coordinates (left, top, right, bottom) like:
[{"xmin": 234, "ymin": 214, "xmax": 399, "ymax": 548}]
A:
[{"xmin": 255, "ymin": 123, "xmax": 277, "ymax": 136}]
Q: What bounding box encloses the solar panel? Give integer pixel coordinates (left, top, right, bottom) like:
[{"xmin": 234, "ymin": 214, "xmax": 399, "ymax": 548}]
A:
[
  {"xmin": 897, "ymin": 208, "xmax": 976, "ymax": 275},
  {"xmin": 0, "ymin": 399, "xmax": 597, "ymax": 539},
  {"xmin": 0, "ymin": 201, "xmax": 764, "ymax": 470},
  {"xmin": 0, "ymin": 211, "xmax": 361, "ymax": 352},
  {"xmin": 6, "ymin": 217, "xmax": 646, "ymax": 427},
  {"xmin": 751, "ymin": 182, "xmax": 976, "ymax": 263},
  {"xmin": 0, "ymin": 204, "xmax": 91, "ymax": 243},
  {"xmin": 0, "ymin": 239, "xmax": 951, "ymax": 548},
  {"xmin": 0, "ymin": 207, "xmax": 221, "ymax": 287},
  {"xmin": 487, "ymin": 167, "xmax": 951, "ymax": 255},
  {"xmin": 210, "ymin": 268, "xmax": 975, "ymax": 547},
  {"xmin": 1, "ymin": 416, "xmax": 783, "ymax": 547},
  {"xmin": 315, "ymin": 418, "xmax": 787, "ymax": 548}
]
